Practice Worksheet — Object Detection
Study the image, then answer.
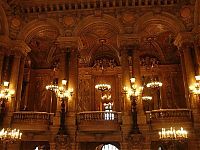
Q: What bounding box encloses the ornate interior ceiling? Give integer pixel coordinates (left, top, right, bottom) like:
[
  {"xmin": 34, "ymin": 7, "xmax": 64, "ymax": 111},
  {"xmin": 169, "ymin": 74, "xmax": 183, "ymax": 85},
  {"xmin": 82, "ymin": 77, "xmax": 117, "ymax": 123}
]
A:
[
  {"xmin": 140, "ymin": 23, "xmax": 180, "ymax": 64},
  {"xmin": 27, "ymin": 30, "xmax": 59, "ymax": 69}
]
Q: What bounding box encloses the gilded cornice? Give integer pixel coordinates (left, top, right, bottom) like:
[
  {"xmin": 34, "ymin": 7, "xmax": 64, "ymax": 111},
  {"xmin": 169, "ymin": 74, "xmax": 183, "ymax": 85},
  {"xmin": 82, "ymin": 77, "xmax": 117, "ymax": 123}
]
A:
[{"xmin": 8, "ymin": 0, "xmax": 186, "ymax": 16}]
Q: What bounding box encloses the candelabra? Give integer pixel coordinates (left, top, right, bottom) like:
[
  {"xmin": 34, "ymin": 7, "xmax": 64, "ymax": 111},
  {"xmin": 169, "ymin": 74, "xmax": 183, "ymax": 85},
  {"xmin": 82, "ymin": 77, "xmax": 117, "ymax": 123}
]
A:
[
  {"xmin": 158, "ymin": 127, "xmax": 188, "ymax": 150},
  {"xmin": 159, "ymin": 127, "xmax": 188, "ymax": 140},
  {"xmin": 123, "ymin": 77, "xmax": 143, "ymax": 134},
  {"xmin": 0, "ymin": 128, "xmax": 22, "ymax": 150}
]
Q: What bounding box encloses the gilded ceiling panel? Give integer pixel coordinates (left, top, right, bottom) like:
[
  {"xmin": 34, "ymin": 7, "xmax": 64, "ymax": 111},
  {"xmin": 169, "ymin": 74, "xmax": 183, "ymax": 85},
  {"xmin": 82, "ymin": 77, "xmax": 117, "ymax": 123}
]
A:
[
  {"xmin": 140, "ymin": 24, "xmax": 180, "ymax": 64},
  {"xmin": 79, "ymin": 22, "xmax": 119, "ymax": 58}
]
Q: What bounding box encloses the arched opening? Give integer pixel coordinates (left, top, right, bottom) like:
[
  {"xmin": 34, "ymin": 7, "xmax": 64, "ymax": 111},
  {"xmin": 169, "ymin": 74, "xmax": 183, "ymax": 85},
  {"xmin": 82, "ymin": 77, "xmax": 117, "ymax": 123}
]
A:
[{"xmin": 101, "ymin": 144, "xmax": 119, "ymax": 150}]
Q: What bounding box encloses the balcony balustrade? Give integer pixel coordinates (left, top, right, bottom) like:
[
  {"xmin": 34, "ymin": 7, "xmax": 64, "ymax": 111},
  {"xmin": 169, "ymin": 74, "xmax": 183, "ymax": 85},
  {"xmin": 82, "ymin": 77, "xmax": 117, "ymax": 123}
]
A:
[
  {"xmin": 77, "ymin": 111, "xmax": 122, "ymax": 132},
  {"xmin": 12, "ymin": 111, "xmax": 54, "ymax": 131},
  {"xmin": 146, "ymin": 109, "xmax": 192, "ymax": 124}
]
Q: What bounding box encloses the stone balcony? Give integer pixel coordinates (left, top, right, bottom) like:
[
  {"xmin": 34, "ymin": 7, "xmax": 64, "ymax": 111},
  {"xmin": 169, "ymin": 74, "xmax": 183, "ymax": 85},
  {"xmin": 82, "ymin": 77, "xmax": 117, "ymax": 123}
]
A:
[
  {"xmin": 145, "ymin": 109, "xmax": 193, "ymax": 129},
  {"xmin": 77, "ymin": 111, "xmax": 122, "ymax": 133},
  {"xmin": 12, "ymin": 111, "xmax": 54, "ymax": 131}
]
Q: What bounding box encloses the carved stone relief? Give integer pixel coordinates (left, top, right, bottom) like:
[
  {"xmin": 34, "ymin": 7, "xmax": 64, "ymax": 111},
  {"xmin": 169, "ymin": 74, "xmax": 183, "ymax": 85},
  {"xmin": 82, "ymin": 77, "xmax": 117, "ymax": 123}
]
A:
[
  {"xmin": 28, "ymin": 70, "xmax": 56, "ymax": 112},
  {"xmin": 78, "ymin": 78, "xmax": 91, "ymax": 112},
  {"xmin": 163, "ymin": 73, "xmax": 174, "ymax": 109}
]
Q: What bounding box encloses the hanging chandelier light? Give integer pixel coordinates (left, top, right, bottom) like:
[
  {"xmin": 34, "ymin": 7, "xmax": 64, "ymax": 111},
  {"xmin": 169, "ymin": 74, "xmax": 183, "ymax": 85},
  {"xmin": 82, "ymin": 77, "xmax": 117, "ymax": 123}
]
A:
[
  {"xmin": 45, "ymin": 78, "xmax": 59, "ymax": 92},
  {"xmin": 140, "ymin": 55, "xmax": 162, "ymax": 89},
  {"xmin": 142, "ymin": 96, "xmax": 152, "ymax": 101},
  {"xmin": 94, "ymin": 39, "xmax": 112, "ymax": 92},
  {"xmin": 95, "ymin": 84, "xmax": 111, "ymax": 92},
  {"xmin": 146, "ymin": 80, "xmax": 162, "ymax": 88},
  {"xmin": 0, "ymin": 128, "xmax": 22, "ymax": 143}
]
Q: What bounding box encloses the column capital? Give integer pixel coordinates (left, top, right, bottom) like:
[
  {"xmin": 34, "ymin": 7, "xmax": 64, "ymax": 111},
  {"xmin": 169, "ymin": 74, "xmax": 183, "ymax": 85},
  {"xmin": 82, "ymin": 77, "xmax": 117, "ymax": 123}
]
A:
[
  {"xmin": 0, "ymin": 35, "xmax": 11, "ymax": 50},
  {"xmin": 174, "ymin": 32, "xmax": 194, "ymax": 49},
  {"xmin": 11, "ymin": 40, "xmax": 31, "ymax": 56}
]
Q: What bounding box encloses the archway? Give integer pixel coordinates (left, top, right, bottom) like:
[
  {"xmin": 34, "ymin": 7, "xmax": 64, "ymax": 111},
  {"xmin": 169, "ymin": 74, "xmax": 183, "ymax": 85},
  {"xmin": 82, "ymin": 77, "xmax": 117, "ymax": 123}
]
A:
[{"xmin": 101, "ymin": 144, "xmax": 119, "ymax": 150}]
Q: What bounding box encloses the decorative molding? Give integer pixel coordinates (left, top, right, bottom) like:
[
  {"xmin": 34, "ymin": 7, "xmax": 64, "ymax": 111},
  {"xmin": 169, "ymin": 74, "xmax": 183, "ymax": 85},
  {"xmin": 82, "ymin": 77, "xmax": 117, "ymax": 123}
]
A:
[
  {"xmin": 11, "ymin": 40, "xmax": 31, "ymax": 56},
  {"xmin": 55, "ymin": 36, "xmax": 82, "ymax": 49}
]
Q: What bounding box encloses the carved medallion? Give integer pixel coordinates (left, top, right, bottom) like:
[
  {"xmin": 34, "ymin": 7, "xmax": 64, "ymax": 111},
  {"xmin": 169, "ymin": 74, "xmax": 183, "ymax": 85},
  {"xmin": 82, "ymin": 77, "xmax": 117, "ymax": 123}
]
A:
[
  {"xmin": 63, "ymin": 16, "xmax": 75, "ymax": 27},
  {"xmin": 11, "ymin": 17, "xmax": 21, "ymax": 28},
  {"xmin": 122, "ymin": 13, "xmax": 135, "ymax": 24},
  {"xmin": 180, "ymin": 7, "xmax": 191, "ymax": 18}
]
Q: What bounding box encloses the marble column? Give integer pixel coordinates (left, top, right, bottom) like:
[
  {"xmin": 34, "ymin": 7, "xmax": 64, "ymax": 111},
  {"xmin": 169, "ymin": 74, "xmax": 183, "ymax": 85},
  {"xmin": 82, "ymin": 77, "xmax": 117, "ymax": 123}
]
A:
[
  {"xmin": 194, "ymin": 39, "xmax": 200, "ymax": 74},
  {"xmin": 121, "ymin": 46, "xmax": 131, "ymax": 113},
  {"xmin": 9, "ymin": 54, "xmax": 21, "ymax": 111},
  {"xmin": 2, "ymin": 55, "xmax": 10, "ymax": 82},
  {"xmin": 0, "ymin": 53, "xmax": 4, "ymax": 83},
  {"xmin": 16, "ymin": 57, "xmax": 25, "ymax": 111},
  {"xmin": 23, "ymin": 65, "xmax": 31, "ymax": 110},
  {"xmin": 174, "ymin": 33, "xmax": 196, "ymax": 108},
  {"xmin": 68, "ymin": 47, "xmax": 78, "ymax": 112},
  {"xmin": 179, "ymin": 44, "xmax": 196, "ymax": 108}
]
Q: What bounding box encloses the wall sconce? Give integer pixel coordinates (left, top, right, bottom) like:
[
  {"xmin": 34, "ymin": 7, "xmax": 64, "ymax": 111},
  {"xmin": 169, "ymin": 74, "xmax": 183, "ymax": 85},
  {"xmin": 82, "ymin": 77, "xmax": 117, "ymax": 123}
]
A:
[
  {"xmin": 123, "ymin": 77, "xmax": 142, "ymax": 134},
  {"xmin": 189, "ymin": 75, "xmax": 200, "ymax": 95},
  {"xmin": 0, "ymin": 81, "xmax": 15, "ymax": 101},
  {"xmin": 57, "ymin": 79, "xmax": 73, "ymax": 99},
  {"xmin": 123, "ymin": 77, "xmax": 143, "ymax": 98},
  {"xmin": 57, "ymin": 79, "xmax": 73, "ymax": 135}
]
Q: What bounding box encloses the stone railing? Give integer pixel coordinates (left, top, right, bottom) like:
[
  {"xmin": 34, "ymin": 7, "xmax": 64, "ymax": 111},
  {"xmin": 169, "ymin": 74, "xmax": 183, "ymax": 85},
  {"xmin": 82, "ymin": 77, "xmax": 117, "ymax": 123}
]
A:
[
  {"xmin": 77, "ymin": 111, "xmax": 122, "ymax": 132},
  {"xmin": 77, "ymin": 111, "xmax": 122, "ymax": 122},
  {"xmin": 146, "ymin": 109, "xmax": 192, "ymax": 123},
  {"xmin": 20, "ymin": 0, "xmax": 180, "ymax": 14},
  {"xmin": 12, "ymin": 111, "xmax": 54, "ymax": 131}
]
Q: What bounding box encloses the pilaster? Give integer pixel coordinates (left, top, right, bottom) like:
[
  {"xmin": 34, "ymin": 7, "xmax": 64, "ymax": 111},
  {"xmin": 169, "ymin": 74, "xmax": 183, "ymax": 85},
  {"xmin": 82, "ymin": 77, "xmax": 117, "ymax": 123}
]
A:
[
  {"xmin": 9, "ymin": 54, "xmax": 21, "ymax": 112},
  {"xmin": 0, "ymin": 51, "xmax": 4, "ymax": 83},
  {"xmin": 174, "ymin": 32, "xmax": 196, "ymax": 108},
  {"xmin": 16, "ymin": 57, "xmax": 25, "ymax": 111}
]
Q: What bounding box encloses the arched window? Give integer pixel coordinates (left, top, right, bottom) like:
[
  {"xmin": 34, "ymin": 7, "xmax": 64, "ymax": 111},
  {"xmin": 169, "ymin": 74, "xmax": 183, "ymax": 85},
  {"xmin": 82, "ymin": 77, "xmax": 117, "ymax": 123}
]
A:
[{"xmin": 102, "ymin": 144, "xmax": 119, "ymax": 150}]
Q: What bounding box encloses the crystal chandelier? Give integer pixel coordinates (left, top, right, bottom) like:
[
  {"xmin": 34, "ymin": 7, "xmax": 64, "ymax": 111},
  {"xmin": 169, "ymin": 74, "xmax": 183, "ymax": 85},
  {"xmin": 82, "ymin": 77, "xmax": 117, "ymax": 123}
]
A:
[
  {"xmin": 140, "ymin": 56, "xmax": 162, "ymax": 89},
  {"xmin": 95, "ymin": 84, "xmax": 111, "ymax": 92},
  {"xmin": 159, "ymin": 127, "xmax": 188, "ymax": 140},
  {"xmin": 146, "ymin": 80, "xmax": 162, "ymax": 88},
  {"xmin": 45, "ymin": 78, "xmax": 59, "ymax": 92},
  {"xmin": 189, "ymin": 75, "xmax": 200, "ymax": 95},
  {"xmin": 142, "ymin": 96, "xmax": 152, "ymax": 101},
  {"xmin": 0, "ymin": 128, "xmax": 22, "ymax": 143}
]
